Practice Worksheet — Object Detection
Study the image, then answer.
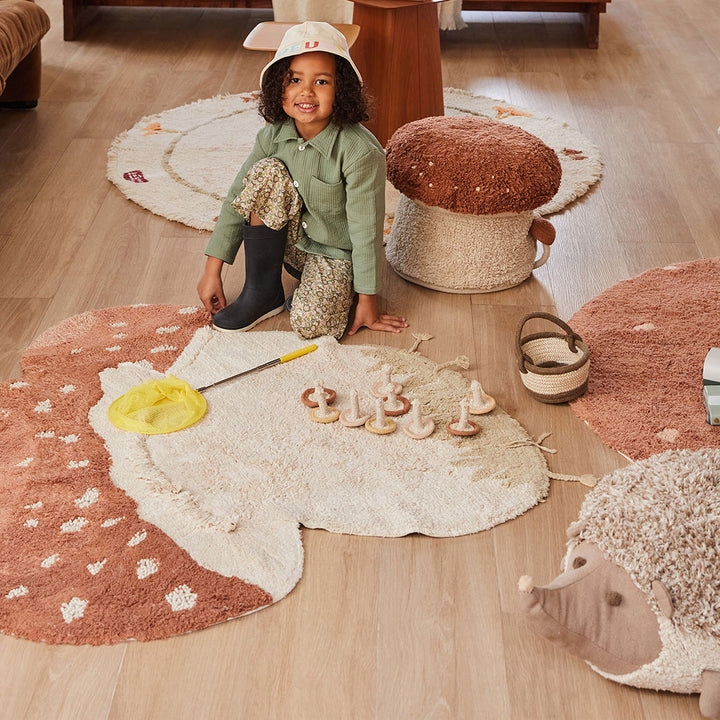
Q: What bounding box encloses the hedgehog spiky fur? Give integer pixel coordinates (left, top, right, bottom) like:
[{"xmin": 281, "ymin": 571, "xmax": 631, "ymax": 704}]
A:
[{"xmin": 569, "ymin": 448, "xmax": 720, "ymax": 638}]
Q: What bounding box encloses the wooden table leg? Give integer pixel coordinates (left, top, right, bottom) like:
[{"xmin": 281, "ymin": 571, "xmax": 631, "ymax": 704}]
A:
[
  {"xmin": 351, "ymin": 1, "xmax": 445, "ymax": 146},
  {"xmin": 582, "ymin": 5, "xmax": 600, "ymax": 49},
  {"xmin": 63, "ymin": 0, "xmax": 97, "ymax": 40}
]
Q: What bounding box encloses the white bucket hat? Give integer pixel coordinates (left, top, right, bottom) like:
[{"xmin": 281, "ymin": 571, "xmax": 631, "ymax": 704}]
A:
[{"xmin": 260, "ymin": 21, "xmax": 363, "ymax": 85}]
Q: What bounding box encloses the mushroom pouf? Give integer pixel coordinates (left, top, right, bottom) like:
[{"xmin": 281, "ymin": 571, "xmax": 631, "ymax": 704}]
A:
[
  {"xmin": 518, "ymin": 449, "xmax": 720, "ymax": 720},
  {"xmin": 385, "ymin": 116, "xmax": 562, "ymax": 293}
]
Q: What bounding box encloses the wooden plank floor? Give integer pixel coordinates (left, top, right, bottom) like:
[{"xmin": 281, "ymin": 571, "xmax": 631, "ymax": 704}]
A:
[{"xmin": 1, "ymin": 1, "xmax": 718, "ymax": 718}]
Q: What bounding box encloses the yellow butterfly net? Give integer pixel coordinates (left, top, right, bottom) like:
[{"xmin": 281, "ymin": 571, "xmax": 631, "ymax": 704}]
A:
[{"xmin": 108, "ymin": 375, "xmax": 207, "ymax": 435}]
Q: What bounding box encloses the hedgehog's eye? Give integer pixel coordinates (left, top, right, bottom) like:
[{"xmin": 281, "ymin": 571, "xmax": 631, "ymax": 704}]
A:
[
  {"xmin": 572, "ymin": 556, "xmax": 587, "ymax": 569},
  {"xmin": 606, "ymin": 591, "xmax": 623, "ymax": 606}
]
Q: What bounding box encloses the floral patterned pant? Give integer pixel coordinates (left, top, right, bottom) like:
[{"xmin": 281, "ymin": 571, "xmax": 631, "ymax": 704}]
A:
[{"xmin": 233, "ymin": 158, "xmax": 354, "ymax": 340}]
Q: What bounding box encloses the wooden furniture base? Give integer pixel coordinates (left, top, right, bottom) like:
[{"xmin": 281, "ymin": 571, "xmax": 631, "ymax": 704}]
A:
[
  {"xmin": 63, "ymin": 0, "xmax": 610, "ymax": 51},
  {"xmin": 462, "ymin": 0, "xmax": 610, "ymax": 49},
  {"xmin": 63, "ymin": 0, "xmax": 272, "ymax": 40},
  {"xmin": 351, "ymin": 0, "xmax": 447, "ymax": 147}
]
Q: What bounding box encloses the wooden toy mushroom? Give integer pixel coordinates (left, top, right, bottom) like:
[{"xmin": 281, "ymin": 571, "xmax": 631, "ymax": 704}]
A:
[
  {"xmin": 447, "ymin": 397, "xmax": 480, "ymax": 436},
  {"xmin": 309, "ymin": 390, "xmax": 340, "ymax": 424},
  {"xmin": 467, "ymin": 380, "xmax": 496, "ymax": 414},
  {"xmin": 301, "ymin": 379, "xmax": 336, "ymax": 408},
  {"xmin": 385, "ymin": 116, "xmax": 561, "ymax": 293},
  {"xmin": 371, "ymin": 364, "xmax": 403, "ymax": 398},
  {"xmin": 403, "ymin": 399, "xmax": 435, "ymax": 439},
  {"xmin": 365, "ymin": 397, "xmax": 396, "ymax": 435},
  {"xmin": 340, "ymin": 389, "xmax": 371, "ymax": 427},
  {"xmin": 382, "ymin": 388, "xmax": 411, "ymax": 416}
]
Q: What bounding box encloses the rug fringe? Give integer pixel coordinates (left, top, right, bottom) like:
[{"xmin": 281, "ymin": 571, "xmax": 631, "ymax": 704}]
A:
[
  {"xmin": 548, "ymin": 471, "xmax": 598, "ymax": 487},
  {"xmin": 408, "ymin": 333, "xmax": 433, "ymax": 353}
]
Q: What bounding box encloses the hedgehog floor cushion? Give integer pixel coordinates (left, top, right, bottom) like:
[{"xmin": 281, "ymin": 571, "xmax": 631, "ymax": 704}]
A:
[{"xmin": 518, "ymin": 449, "xmax": 720, "ymax": 719}]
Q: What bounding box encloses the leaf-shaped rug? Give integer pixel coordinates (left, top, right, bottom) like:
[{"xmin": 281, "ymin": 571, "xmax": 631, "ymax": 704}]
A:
[{"xmin": 1, "ymin": 306, "xmax": 550, "ymax": 644}]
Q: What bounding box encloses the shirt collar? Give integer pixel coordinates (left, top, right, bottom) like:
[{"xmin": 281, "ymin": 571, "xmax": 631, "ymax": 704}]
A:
[{"xmin": 276, "ymin": 118, "xmax": 340, "ymax": 159}]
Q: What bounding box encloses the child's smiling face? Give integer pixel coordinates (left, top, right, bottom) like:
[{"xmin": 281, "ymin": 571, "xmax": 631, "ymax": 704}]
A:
[{"xmin": 282, "ymin": 52, "xmax": 337, "ymax": 140}]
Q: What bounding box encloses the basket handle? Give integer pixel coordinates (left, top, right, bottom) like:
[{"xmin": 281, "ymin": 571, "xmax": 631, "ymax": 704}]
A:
[{"xmin": 516, "ymin": 312, "xmax": 583, "ymax": 373}]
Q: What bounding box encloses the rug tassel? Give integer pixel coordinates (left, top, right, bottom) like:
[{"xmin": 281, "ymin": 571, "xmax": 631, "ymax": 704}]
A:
[
  {"xmin": 547, "ymin": 471, "xmax": 598, "ymax": 488},
  {"xmin": 435, "ymin": 354, "xmax": 470, "ymax": 373},
  {"xmin": 503, "ymin": 431, "xmax": 557, "ymax": 454},
  {"xmin": 408, "ymin": 333, "xmax": 433, "ymax": 353}
]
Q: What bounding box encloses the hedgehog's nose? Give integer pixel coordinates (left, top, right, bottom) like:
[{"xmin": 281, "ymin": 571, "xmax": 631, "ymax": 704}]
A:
[
  {"xmin": 518, "ymin": 575, "xmax": 535, "ymax": 593},
  {"xmin": 517, "ymin": 576, "xmax": 540, "ymax": 614}
]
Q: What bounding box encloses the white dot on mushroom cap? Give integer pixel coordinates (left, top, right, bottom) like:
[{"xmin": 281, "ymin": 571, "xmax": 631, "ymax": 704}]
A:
[
  {"xmin": 60, "ymin": 597, "xmax": 87, "ymax": 623},
  {"xmin": 428, "ymin": 161, "xmax": 434, "ymax": 166},
  {"xmin": 475, "ymin": 187, "xmax": 480, "ymax": 191},
  {"xmin": 419, "ymin": 172, "xmax": 423, "ymax": 176},
  {"xmin": 429, "ymin": 183, "xmax": 433, "ymax": 187}
]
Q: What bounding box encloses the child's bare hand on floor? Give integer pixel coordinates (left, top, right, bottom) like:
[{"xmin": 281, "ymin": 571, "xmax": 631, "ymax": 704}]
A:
[{"xmin": 347, "ymin": 293, "xmax": 408, "ymax": 336}]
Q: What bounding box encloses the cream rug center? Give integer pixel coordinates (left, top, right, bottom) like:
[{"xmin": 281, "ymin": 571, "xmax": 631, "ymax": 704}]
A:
[
  {"xmin": 107, "ymin": 89, "xmax": 602, "ymax": 230},
  {"xmin": 90, "ymin": 331, "xmax": 550, "ymax": 602}
]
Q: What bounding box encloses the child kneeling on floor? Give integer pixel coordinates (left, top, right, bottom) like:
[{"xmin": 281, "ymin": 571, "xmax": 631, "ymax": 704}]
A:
[{"xmin": 197, "ymin": 21, "xmax": 407, "ymax": 340}]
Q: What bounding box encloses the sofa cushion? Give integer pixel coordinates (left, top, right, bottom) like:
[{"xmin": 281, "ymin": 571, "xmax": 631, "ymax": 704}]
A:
[{"xmin": 0, "ymin": 0, "xmax": 50, "ymax": 94}]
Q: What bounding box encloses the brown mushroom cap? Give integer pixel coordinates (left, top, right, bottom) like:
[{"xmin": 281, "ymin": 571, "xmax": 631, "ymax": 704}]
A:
[{"xmin": 386, "ymin": 116, "xmax": 562, "ymax": 215}]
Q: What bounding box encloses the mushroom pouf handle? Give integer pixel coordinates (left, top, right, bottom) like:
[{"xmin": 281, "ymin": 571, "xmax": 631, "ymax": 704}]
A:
[{"xmin": 529, "ymin": 217, "xmax": 555, "ymax": 270}]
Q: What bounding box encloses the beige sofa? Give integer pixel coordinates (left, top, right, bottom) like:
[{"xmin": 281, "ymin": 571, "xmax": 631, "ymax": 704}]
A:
[{"xmin": 0, "ymin": 0, "xmax": 51, "ymax": 107}]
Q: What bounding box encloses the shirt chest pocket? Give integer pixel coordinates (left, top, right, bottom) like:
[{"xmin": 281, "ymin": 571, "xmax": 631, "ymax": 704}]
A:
[{"xmin": 307, "ymin": 176, "xmax": 345, "ymax": 214}]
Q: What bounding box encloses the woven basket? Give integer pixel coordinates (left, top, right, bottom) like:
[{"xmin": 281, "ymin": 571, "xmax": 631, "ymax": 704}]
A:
[{"xmin": 516, "ymin": 313, "xmax": 590, "ymax": 404}]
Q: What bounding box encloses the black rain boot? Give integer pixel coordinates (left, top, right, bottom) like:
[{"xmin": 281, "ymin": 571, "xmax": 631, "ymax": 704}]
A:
[{"xmin": 212, "ymin": 224, "xmax": 287, "ymax": 332}]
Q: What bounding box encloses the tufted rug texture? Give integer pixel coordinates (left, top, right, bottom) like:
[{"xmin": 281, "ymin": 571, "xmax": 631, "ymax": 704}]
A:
[
  {"xmin": 107, "ymin": 89, "xmax": 602, "ymax": 231},
  {"xmin": 569, "ymin": 258, "xmax": 720, "ymax": 460},
  {"xmin": 1, "ymin": 306, "xmax": 550, "ymax": 644}
]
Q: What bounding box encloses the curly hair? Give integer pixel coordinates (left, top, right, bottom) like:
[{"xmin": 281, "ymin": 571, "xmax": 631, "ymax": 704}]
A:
[{"xmin": 258, "ymin": 54, "xmax": 372, "ymax": 127}]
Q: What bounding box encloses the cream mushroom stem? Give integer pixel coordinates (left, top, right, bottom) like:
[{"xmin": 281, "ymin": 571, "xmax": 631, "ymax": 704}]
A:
[
  {"xmin": 374, "ymin": 397, "xmax": 388, "ymax": 428},
  {"xmin": 366, "ymin": 396, "xmax": 396, "ymax": 434},
  {"xmin": 348, "ymin": 389, "xmax": 361, "ymax": 421},
  {"xmin": 457, "ymin": 398, "xmax": 472, "ymax": 431},
  {"xmin": 310, "ymin": 381, "xmax": 325, "ymax": 403},
  {"xmin": 340, "ymin": 388, "xmax": 370, "ymax": 428},
  {"xmin": 316, "ymin": 392, "xmax": 332, "ymax": 418},
  {"xmin": 470, "ymin": 380, "xmax": 485, "ymax": 408},
  {"xmin": 447, "ymin": 397, "xmax": 479, "ymax": 436},
  {"xmin": 385, "ymin": 388, "xmax": 403, "ymax": 413},
  {"xmin": 404, "ymin": 398, "xmax": 435, "ymax": 439},
  {"xmin": 409, "ymin": 400, "xmax": 424, "ymax": 433}
]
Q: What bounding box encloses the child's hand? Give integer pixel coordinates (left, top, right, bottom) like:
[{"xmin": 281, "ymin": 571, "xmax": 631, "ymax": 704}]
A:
[
  {"xmin": 197, "ymin": 257, "xmax": 227, "ymax": 314},
  {"xmin": 347, "ymin": 294, "xmax": 408, "ymax": 336}
]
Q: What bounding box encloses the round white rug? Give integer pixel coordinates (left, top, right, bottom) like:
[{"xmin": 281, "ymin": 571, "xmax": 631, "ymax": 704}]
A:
[{"xmin": 107, "ymin": 89, "xmax": 602, "ymax": 231}]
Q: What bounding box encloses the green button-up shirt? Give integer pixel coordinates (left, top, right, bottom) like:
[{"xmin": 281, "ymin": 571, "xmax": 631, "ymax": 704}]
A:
[{"xmin": 205, "ymin": 118, "xmax": 386, "ymax": 295}]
